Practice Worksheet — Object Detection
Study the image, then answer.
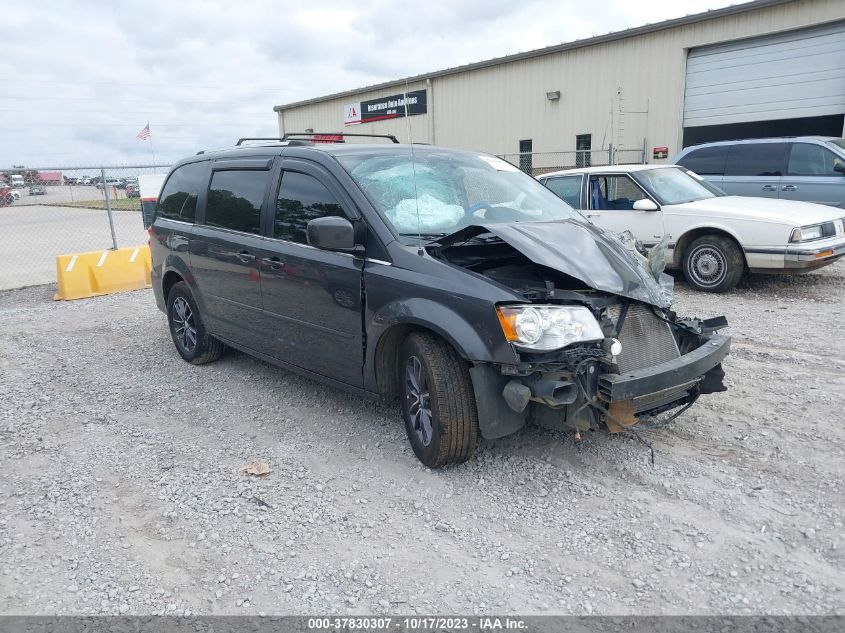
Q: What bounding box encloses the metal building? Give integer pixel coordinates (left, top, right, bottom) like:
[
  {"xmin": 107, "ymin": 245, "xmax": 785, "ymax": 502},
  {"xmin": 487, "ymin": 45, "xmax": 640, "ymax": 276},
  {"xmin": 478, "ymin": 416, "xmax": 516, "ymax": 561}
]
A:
[{"xmin": 274, "ymin": 0, "xmax": 845, "ymax": 171}]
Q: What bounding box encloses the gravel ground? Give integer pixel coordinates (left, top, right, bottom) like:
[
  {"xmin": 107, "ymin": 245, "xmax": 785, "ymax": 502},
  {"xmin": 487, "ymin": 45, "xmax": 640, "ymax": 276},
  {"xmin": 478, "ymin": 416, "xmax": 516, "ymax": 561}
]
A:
[{"xmin": 1, "ymin": 265, "xmax": 844, "ymax": 616}]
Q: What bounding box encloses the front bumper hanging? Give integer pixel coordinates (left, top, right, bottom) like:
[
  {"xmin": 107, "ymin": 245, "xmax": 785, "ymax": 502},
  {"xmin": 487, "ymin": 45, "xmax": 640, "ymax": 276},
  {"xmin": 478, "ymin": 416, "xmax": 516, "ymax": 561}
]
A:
[{"xmin": 597, "ymin": 333, "xmax": 731, "ymax": 403}]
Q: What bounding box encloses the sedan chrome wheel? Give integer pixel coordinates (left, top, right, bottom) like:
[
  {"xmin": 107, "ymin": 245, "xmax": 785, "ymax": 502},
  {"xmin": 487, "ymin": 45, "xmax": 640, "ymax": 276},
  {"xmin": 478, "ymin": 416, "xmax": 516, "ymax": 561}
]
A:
[
  {"xmin": 688, "ymin": 244, "xmax": 727, "ymax": 289},
  {"xmin": 405, "ymin": 355, "xmax": 433, "ymax": 447}
]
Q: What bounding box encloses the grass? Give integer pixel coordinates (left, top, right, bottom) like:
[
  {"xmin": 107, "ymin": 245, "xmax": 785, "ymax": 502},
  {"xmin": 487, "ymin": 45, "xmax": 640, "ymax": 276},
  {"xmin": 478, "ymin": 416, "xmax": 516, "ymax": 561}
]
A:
[{"xmin": 56, "ymin": 198, "xmax": 142, "ymax": 212}]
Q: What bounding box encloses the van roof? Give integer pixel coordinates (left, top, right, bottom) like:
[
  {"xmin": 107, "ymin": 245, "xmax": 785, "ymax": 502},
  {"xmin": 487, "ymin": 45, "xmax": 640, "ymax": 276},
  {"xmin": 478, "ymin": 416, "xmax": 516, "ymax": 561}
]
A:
[{"xmin": 682, "ymin": 136, "xmax": 841, "ymax": 149}]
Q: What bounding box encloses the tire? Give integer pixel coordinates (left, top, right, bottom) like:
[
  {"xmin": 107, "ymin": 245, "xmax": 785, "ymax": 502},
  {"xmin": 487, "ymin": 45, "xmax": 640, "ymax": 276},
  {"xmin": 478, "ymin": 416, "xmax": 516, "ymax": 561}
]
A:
[
  {"xmin": 682, "ymin": 234, "xmax": 744, "ymax": 292},
  {"xmin": 399, "ymin": 332, "xmax": 479, "ymax": 468},
  {"xmin": 165, "ymin": 281, "xmax": 224, "ymax": 365}
]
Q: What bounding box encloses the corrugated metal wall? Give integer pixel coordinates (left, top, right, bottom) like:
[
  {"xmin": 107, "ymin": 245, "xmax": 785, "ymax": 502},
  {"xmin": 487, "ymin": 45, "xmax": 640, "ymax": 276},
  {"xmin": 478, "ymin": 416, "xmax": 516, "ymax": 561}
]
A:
[
  {"xmin": 277, "ymin": 0, "xmax": 845, "ymax": 160},
  {"xmin": 684, "ymin": 20, "xmax": 845, "ymax": 128},
  {"xmin": 278, "ymin": 81, "xmax": 432, "ymax": 144}
]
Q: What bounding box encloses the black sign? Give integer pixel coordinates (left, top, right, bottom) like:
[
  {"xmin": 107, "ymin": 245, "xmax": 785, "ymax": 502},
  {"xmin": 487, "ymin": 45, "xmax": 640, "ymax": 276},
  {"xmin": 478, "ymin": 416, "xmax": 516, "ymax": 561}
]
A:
[{"xmin": 357, "ymin": 89, "xmax": 427, "ymax": 124}]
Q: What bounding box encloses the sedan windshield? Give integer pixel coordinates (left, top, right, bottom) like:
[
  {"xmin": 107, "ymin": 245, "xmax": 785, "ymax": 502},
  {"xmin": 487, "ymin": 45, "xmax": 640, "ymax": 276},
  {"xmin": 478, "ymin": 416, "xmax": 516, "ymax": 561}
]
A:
[
  {"xmin": 336, "ymin": 150, "xmax": 583, "ymax": 238},
  {"xmin": 634, "ymin": 167, "xmax": 725, "ymax": 205},
  {"xmin": 828, "ymin": 139, "xmax": 845, "ymax": 152}
]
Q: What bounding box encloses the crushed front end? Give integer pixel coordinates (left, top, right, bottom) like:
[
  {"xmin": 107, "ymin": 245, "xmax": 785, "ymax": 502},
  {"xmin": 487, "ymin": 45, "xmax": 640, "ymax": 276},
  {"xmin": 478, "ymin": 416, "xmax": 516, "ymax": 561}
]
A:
[
  {"xmin": 432, "ymin": 221, "xmax": 730, "ymax": 437},
  {"xmin": 494, "ymin": 300, "xmax": 729, "ymax": 434}
]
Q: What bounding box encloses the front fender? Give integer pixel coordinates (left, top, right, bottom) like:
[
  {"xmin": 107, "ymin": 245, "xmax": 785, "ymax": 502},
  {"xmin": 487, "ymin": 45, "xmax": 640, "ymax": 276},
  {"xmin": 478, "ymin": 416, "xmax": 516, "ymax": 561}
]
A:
[
  {"xmin": 667, "ymin": 220, "xmax": 750, "ymax": 267},
  {"xmin": 370, "ymin": 297, "xmax": 517, "ymax": 362},
  {"xmin": 365, "ymin": 297, "xmax": 518, "ymax": 393}
]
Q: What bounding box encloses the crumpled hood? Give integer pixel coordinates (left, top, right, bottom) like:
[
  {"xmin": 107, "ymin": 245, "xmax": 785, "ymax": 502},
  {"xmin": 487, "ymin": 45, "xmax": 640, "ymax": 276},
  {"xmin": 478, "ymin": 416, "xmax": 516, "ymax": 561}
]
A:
[{"xmin": 436, "ymin": 220, "xmax": 673, "ymax": 308}]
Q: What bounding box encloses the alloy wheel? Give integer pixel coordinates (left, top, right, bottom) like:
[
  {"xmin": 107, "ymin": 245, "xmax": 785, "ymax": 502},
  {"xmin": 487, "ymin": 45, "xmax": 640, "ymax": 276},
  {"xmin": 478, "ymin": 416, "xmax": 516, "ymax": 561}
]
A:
[
  {"xmin": 333, "ymin": 288, "xmax": 356, "ymax": 309},
  {"xmin": 172, "ymin": 296, "xmax": 197, "ymax": 353},
  {"xmin": 405, "ymin": 355, "xmax": 433, "ymax": 446}
]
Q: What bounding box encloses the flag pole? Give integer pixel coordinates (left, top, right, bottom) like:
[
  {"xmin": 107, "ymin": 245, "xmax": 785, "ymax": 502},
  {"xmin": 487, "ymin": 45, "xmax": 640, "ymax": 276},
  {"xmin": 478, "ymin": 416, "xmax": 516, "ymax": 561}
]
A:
[{"xmin": 147, "ymin": 123, "xmax": 157, "ymax": 173}]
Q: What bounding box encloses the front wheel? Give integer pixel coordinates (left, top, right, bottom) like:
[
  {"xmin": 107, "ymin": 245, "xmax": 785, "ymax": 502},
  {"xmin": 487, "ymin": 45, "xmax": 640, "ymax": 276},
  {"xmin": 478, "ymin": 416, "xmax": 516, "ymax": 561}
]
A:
[
  {"xmin": 682, "ymin": 234, "xmax": 744, "ymax": 292},
  {"xmin": 400, "ymin": 333, "xmax": 479, "ymax": 468},
  {"xmin": 166, "ymin": 281, "xmax": 224, "ymax": 365}
]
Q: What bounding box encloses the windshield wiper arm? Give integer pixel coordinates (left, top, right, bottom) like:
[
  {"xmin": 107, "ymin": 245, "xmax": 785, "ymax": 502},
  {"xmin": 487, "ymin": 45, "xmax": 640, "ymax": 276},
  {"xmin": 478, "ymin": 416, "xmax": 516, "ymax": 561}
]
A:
[{"xmin": 399, "ymin": 232, "xmax": 448, "ymax": 239}]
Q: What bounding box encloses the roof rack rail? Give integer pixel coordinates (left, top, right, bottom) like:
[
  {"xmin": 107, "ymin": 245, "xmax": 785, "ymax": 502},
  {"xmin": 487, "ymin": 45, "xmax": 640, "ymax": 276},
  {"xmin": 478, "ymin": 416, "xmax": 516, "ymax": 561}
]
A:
[
  {"xmin": 282, "ymin": 132, "xmax": 400, "ymax": 144},
  {"xmin": 235, "ymin": 137, "xmax": 290, "ymax": 145}
]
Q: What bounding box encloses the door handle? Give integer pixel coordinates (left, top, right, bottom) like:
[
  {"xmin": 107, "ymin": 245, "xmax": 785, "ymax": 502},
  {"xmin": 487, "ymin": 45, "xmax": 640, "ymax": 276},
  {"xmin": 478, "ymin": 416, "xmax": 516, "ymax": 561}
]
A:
[
  {"xmin": 761, "ymin": 185, "xmax": 776, "ymax": 192},
  {"xmin": 237, "ymin": 250, "xmax": 256, "ymax": 263},
  {"xmin": 782, "ymin": 185, "xmax": 798, "ymax": 192},
  {"xmin": 262, "ymin": 256, "xmax": 283, "ymax": 270}
]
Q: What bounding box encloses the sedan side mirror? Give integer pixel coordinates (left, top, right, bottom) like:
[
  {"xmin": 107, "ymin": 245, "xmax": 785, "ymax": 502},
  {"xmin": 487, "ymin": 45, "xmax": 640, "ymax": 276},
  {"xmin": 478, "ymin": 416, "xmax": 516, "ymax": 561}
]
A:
[
  {"xmin": 632, "ymin": 198, "xmax": 659, "ymax": 211},
  {"xmin": 833, "ymin": 159, "xmax": 845, "ymax": 175},
  {"xmin": 307, "ymin": 216, "xmax": 357, "ymax": 252}
]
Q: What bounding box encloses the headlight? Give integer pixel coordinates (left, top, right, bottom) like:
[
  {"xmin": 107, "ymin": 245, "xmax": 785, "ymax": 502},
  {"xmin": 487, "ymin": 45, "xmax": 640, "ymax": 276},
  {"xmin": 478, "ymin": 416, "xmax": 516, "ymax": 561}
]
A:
[
  {"xmin": 790, "ymin": 222, "xmax": 839, "ymax": 242},
  {"xmin": 790, "ymin": 224, "xmax": 823, "ymax": 242},
  {"xmin": 496, "ymin": 305, "xmax": 604, "ymax": 351}
]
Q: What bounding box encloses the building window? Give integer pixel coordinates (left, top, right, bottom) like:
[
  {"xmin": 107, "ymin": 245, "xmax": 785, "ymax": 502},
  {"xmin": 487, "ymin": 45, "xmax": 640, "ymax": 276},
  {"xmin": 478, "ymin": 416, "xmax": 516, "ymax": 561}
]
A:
[
  {"xmin": 576, "ymin": 134, "xmax": 592, "ymax": 168},
  {"xmin": 519, "ymin": 139, "xmax": 533, "ymax": 175}
]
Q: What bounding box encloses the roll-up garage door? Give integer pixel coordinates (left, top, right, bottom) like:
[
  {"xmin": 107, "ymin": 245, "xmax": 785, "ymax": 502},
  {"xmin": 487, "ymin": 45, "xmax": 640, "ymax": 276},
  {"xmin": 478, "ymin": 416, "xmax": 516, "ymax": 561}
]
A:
[{"xmin": 683, "ymin": 21, "xmax": 845, "ymax": 130}]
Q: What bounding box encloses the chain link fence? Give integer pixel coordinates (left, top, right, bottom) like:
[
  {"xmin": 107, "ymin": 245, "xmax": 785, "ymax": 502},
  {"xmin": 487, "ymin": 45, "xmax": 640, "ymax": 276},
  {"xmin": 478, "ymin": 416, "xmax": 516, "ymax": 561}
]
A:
[
  {"xmin": 0, "ymin": 148, "xmax": 648, "ymax": 292},
  {"xmin": 497, "ymin": 148, "xmax": 646, "ymax": 176},
  {"xmin": 0, "ymin": 165, "xmax": 170, "ymax": 291}
]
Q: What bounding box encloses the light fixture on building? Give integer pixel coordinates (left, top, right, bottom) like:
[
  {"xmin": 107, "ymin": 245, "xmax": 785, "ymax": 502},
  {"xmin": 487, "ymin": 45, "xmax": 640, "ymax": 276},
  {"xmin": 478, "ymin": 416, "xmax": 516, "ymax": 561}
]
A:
[
  {"xmin": 305, "ymin": 128, "xmax": 314, "ymax": 133},
  {"xmin": 546, "ymin": 90, "xmax": 561, "ymax": 101}
]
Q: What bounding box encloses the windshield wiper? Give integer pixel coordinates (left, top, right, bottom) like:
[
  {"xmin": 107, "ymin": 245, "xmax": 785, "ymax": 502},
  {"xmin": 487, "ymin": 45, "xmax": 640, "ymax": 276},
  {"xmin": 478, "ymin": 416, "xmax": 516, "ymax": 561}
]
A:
[{"xmin": 399, "ymin": 232, "xmax": 448, "ymax": 239}]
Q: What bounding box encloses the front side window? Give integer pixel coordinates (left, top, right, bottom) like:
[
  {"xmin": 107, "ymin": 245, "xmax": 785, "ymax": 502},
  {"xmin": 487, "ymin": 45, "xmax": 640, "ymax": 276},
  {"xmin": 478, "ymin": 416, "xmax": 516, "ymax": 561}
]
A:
[
  {"xmin": 274, "ymin": 171, "xmax": 346, "ymax": 243},
  {"xmin": 336, "ymin": 149, "xmax": 581, "ymax": 238},
  {"xmin": 544, "ymin": 176, "xmax": 583, "ymax": 208},
  {"xmin": 589, "ymin": 175, "xmax": 647, "ymax": 210},
  {"xmin": 788, "ymin": 143, "xmax": 841, "ymax": 176},
  {"xmin": 156, "ymin": 161, "xmax": 207, "ymax": 222},
  {"xmin": 676, "ymin": 145, "xmax": 728, "ymax": 176},
  {"xmin": 724, "ymin": 143, "xmax": 788, "ymax": 177},
  {"xmin": 205, "ymin": 169, "xmax": 270, "ymax": 234}
]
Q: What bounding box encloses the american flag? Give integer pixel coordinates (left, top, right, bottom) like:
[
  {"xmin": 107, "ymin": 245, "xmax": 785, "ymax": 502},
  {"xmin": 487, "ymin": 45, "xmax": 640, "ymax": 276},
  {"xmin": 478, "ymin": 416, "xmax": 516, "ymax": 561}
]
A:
[{"xmin": 136, "ymin": 122, "xmax": 151, "ymax": 140}]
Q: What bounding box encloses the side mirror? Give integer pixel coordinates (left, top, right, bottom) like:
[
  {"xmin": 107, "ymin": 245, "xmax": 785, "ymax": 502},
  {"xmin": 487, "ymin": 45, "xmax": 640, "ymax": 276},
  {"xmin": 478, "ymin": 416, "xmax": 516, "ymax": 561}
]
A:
[
  {"xmin": 833, "ymin": 159, "xmax": 845, "ymax": 175},
  {"xmin": 307, "ymin": 216, "xmax": 357, "ymax": 252},
  {"xmin": 632, "ymin": 198, "xmax": 659, "ymax": 211}
]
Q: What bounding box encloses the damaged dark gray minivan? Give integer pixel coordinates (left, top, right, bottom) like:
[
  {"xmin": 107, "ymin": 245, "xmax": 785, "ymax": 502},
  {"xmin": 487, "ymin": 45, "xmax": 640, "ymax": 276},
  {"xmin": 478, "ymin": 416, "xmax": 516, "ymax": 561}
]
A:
[{"xmin": 150, "ymin": 136, "xmax": 730, "ymax": 467}]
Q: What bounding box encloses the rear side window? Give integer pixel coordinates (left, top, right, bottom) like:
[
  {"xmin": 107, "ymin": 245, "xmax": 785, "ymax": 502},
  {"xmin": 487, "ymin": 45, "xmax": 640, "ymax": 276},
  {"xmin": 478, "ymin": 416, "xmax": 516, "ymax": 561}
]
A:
[
  {"xmin": 156, "ymin": 161, "xmax": 207, "ymax": 222},
  {"xmin": 544, "ymin": 176, "xmax": 582, "ymax": 208},
  {"xmin": 274, "ymin": 171, "xmax": 346, "ymax": 243},
  {"xmin": 205, "ymin": 170, "xmax": 270, "ymax": 235},
  {"xmin": 788, "ymin": 143, "xmax": 841, "ymax": 176},
  {"xmin": 676, "ymin": 146, "xmax": 728, "ymax": 176},
  {"xmin": 724, "ymin": 143, "xmax": 788, "ymax": 177}
]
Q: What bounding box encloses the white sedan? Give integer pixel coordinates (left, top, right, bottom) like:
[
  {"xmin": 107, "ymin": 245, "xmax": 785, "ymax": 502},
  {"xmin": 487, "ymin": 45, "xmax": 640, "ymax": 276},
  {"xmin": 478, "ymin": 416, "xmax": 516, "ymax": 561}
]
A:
[{"xmin": 539, "ymin": 165, "xmax": 845, "ymax": 292}]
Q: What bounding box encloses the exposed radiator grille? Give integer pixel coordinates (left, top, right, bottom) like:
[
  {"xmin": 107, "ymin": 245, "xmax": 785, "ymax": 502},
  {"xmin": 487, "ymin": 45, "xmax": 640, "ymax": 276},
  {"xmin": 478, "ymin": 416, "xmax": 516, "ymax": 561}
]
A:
[{"xmin": 615, "ymin": 304, "xmax": 680, "ymax": 373}]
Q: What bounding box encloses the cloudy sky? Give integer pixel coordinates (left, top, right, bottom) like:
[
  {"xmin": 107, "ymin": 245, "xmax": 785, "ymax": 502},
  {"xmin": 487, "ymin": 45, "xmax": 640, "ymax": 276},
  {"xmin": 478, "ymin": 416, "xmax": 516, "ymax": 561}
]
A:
[{"xmin": 0, "ymin": 0, "xmax": 736, "ymax": 167}]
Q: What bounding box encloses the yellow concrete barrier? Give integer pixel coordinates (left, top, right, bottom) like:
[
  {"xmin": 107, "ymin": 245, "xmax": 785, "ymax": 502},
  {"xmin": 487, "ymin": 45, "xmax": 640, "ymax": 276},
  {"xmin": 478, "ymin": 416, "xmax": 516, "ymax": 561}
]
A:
[{"xmin": 54, "ymin": 245, "xmax": 152, "ymax": 301}]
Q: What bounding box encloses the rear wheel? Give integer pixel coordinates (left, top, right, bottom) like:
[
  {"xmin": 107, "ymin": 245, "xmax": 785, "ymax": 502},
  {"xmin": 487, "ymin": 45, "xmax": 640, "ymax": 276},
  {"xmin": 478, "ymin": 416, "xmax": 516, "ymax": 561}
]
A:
[
  {"xmin": 166, "ymin": 281, "xmax": 224, "ymax": 364},
  {"xmin": 682, "ymin": 234, "xmax": 744, "ymax": 292},
  {"xmin": 400, "ymin": 333, "xmax": 479, "ymax": 468}
]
